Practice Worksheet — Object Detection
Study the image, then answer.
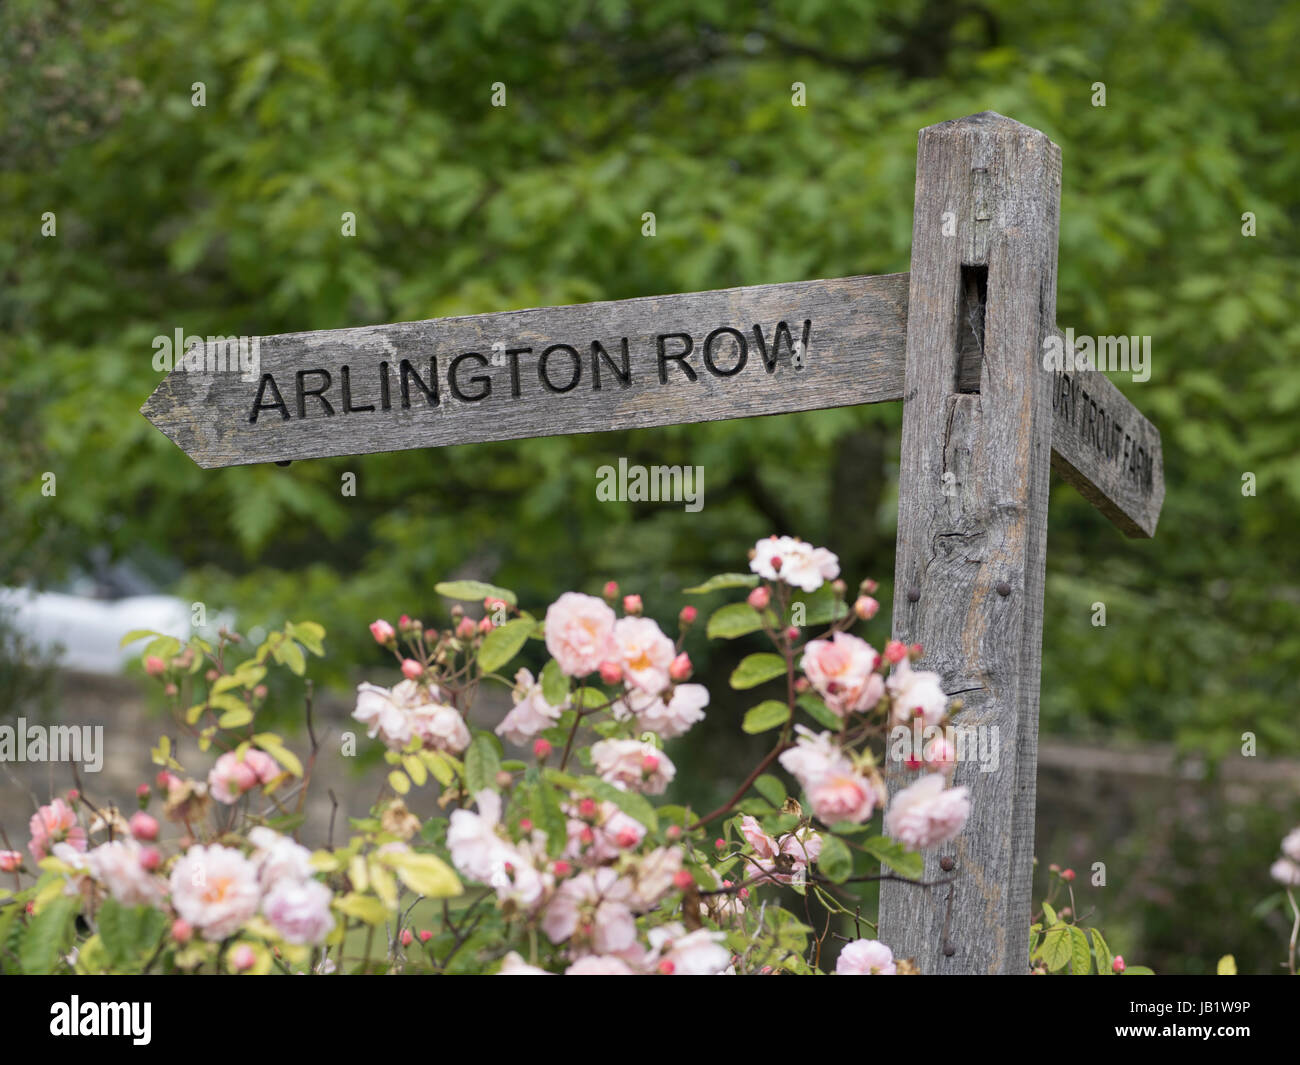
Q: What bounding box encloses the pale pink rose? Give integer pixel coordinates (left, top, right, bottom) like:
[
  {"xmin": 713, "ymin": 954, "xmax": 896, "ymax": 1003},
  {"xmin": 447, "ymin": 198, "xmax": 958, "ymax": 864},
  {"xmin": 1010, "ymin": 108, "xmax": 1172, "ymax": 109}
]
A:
[
  {"xmin": 248, "ymin": 826, "xmax": 314, "ymax": 889},
  {"xmin": 85, "ymin": 840, "xmax": 166, "ymax": 906},
  {"xmin": 628, "ymin": 846, "xmax": 684, "ymax": 909},
  {"xmin": 750, "ymin": 536, "xmax": 840, "ymax": 592},
  {"xmin": 28, "ymin": 799, "xmax": 86, "ymax": 861},
  {"xmin": 262, "ymin": 878, "xmax": 335, "ymax": 945},
  {"xmin": 369, "ymin": 619, "xmax": 395, "ymax": 644},
  {"xmin": 498, "ymin": 951, "xmax": 552, "ymax": 975},
  {"xmin": 1271, "ymin": 858, "xmax": 1300, "ymax": 887},
  {"xmin": 496, "ymin": 668, "xmax": 567, "ymax": 746},
  {"xmin": 647, "ymin": 924, "xmax": 732, "ymax": 975},
  {"xmin": 353, "ymin": 679, "xmax": 468, "ymax": 754},
  {"xmin": 778, "ymin": 726, "xmax": 841, "ymax": 787},
  {"xmin": 565, "ymin": 955, "xmax": 637, "ymax": 975},
  {"xmin": 446, "ymin": 790, "xmax": 511, "ymax": 884},
  {"xmin": 545, "ymin": 593, "xmax": 617, "ymax": 677},
  {"xmin": 740, "ymin": 815, "xmax": 821, "ymax": 884},
  {"xmin": 886, "ymin": 658, "xmax": 948, "ymax": 727},
  {"xmin": 541, "ymin": 868, "xmax": 637, "ymax": 955},
  {"xmin": 208, "ymin": 750, "xmax": 277, "ymax": 804},
  {"xmin": 0, "ymin": 850, "xmax": 21, "ymax": 872},
  {"xmin": 884, "ymin": 773, "xmax": 971, "ymax": 849},
  {"xmin": 836, "ymin": 938, "xmax": 896, "ymax": 975},
  {"xmin": 801, "ymin": 633, "xmax": 884, "ymax": 716},
  {"xmin": 170, "ymin": 844, "xmax": 262, "ymax": 941},
  {"xmin": 565, "ymin": 800, "xmax": 645, "ymax": 863},
  {"xmin": 613, "ymin": 684, "xmax": 708, "ymax": 740},
  {"xmin": 408, "ymin": 701, "xmax": 471, "ymax": 755},
  {"xmin": 923, "ymin": 733, "xmax": 958, "ymax": 776},
  {"xmin": 1281, "ymin": 828, "xmax": 1300, "ymax": 863},
  {"xmin": 611, "ymin": 616, "xmax": 675, "ymax": 694},
  {"xmin": 807, "ymin": 765, "xmax": 885, "ymax": 825},
  {"xmin": 590, "ymin": 739, "xmax": 675, "ymax": 795}
]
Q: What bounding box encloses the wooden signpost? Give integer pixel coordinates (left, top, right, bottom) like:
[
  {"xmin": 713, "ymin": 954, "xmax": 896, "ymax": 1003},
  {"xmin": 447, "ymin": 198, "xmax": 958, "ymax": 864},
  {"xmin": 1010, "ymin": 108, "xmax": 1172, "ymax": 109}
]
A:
[{"xmin": 143, "ymin": 112, "xmax": 1164, "ymax": 974}]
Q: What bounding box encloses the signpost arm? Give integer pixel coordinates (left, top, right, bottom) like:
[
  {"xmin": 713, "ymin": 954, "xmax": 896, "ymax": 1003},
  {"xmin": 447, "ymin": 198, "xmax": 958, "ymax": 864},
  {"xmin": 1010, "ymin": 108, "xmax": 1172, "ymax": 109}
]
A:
[{"xmin": 879, "ymin": 112, "xmax": 1062, "ymax": 974}]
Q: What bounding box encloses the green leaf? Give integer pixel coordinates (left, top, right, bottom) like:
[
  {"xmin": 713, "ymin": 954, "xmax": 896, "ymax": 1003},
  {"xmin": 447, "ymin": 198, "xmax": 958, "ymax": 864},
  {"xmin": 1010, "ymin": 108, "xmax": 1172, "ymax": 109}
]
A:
[
  {"xmin": 818, "ymin": 834, "xmax": 853, "ymax": 883},
  {"xmin": 119, "ymin": 628, "xmax": 159, "ymax": 648},
  {"xmin": 796, "ymin": 692, "xmax": 841, "ymax": 730},
  {"xmin": 683, "ymin": 573, "xmax": 759, "ymax": 594},
  {"xmin": 1122, "ymin": 965, "xmax": 1155, "ymax": 975},
  {"xmin": 252, "ymin": 733, "xmax": 303, "ymax": 777},
  {"xmin": 1091, "ymin": 927, "xmax": 1114, "ymax": 974},
  {"xmin": 434, "ymin": 580, "xmax": 517, "ymax": 608},
  {"xmin": 742, "ymin": 699, "xmax": 791, "ymax": 734},
  {"xmin": 272, "ymin": 637, "xmax": 306, "ymax": 676},
  {"xmin": 477, "ymin": 618, "xmax": 535, "ymax": 674},
  {"xmin": 527, "ymin": 769, "xmax": 568, "ymax": 857},
  {"xmin": 381, "ymin": 851, "xmax": 463, "ymax": 899},
  {"xmin": 1068, "ymin": 924, "xmax": 1092, "ymax": 974},
  {"xmin": 20, "ymin": 895, "xmax": 77, "ymax": 974},
  {"xmin": 217, "ymin": 706, "xmax": 254, "ymax": 729},
  {"xmin": 1037, "ymin": 925, "xmax": 1072, "ymax": 972},
  {"xmin": 465, "ymin": 733, "xmax": 502, "ymax": 794},
  {"xmin": 333, "ymin": 893, "xmax": 391, "ymax": 924},
  {"xmin": 1042, "ymin": 901, "xmax": 1059, "ymax": 926},
  {"xmin": 142, "ymin": 635, "xmax": 181, "ymax": 661},
  {"xmin": 540, "ymin": 658, "xmax": 569, "ymax": 706},
  {"xmin": 754, "ymin": 774, "xmax": 786, "ymax": 807},
  {"xmin": 860, "ymin": 836, "xmax": 924, "ymax": 880},
  {"xmin": 576, "ymin": 776, "xmax": 658, "ymax": 832},
  {"xmin": 706, "ymin": 603, "xmax": 765, "ymax": 639},
  {"xmin": 97, "ymin": 898, "xmax": 168, "ymax": 971},
  {"xmin": 730, "ymin": 653, "xmax": 787, "ymax": 690},
  {"xmin": 285, "ymin": 620, "xmax": 326, "ymax": 655}
]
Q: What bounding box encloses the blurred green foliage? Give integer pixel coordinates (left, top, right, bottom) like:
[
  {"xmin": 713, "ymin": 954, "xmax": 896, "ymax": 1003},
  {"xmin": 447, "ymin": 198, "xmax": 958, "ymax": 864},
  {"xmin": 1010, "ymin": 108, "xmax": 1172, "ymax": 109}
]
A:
[{"xmin": 1, "ymin": 0, "xmax": 1297, "ymax": 972}]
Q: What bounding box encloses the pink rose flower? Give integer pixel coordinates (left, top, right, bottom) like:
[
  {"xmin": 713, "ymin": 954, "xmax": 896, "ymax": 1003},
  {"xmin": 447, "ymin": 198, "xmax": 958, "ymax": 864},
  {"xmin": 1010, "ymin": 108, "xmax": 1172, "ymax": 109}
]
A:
[
  {"xmin": 565, "ymin": 955, "xmax": 637, "ymax": 975},
  {"xmin": 28, "ymin": 799, "xmax": 86, "ymax": 861},
  {"xmin": 369, "ymin": 619, "xmax": 395, "ymax": 644},
  {"xmin": 1271, "ymin": 858, "xmax": 1300, "ymax": 887},
  {"xmin": 86, "ymin": 840, "xmax": 166, "ymax": 906},
  {"xmin": 208, "ymin": 750, "xmax": 278, "ymax": 805},
  {"xmin": 541, "ymin": 868, "xmax": 637, "ymax": 955},
  {"xmin": 1282, "ymin": 827, "xmax": 1300, "ymax": 863},
  {"xmin": 496, "ymin": 668, "xmax": 567, "ymax": 747},
  {"xmin": 591, "ymin": 739, "xmax": 675, "ymax": 795},
  {"xmin": 836, "ymin": 938, "xmax": 896, "ymax": 974},
  {"xmin": 884, "ymin": 773, "xmax": 971, "ymax": 849},
  {"xmin": 545, "ymin": 593, "xmax": 617, "ymax": 677},
  {"xmin": 262, "ymin": 878, "xmax": 335, "ymax": 945},
  {"xmin": 498, "ymin": 951, "xmax": 552, "ymax": 975},
  {"xmin": 612, "ymin": 684, "xmax": 708, "ymax": 740},
  {"xmin": 886, "ymin": 658, "xmax": 948, "ymax": 727},
  {"xmin": 740, "ymin": 815, "xmax": 821, "ymax": 884},
  {"xmin": 170, "ymin": 844, "xmax": 261, "ymax": 941},
  {"xmin": 750, "ymin": 536, "xmax": 840, "ymax": 592},
  {"xmin": 647, "ymin": 923, "xmax": 732, "ymax": 975},
  {"xmin": 0, "ymin": 850, "xmax": 21, "ymax": 872},
  {"xmin": 807, "ymin": 765, "xmax": 885, "ymax": 825},
  {"xmin": 611, "ymin": 616, "xmax": 675, "ymax": 694},
  {"xmin": 801, "ymin": 632, "xmax": 884, "ymax": 716},
  {"xmin": 353, "ymin": 679, "xmax": 469, "ymax": 754},
  {"xmin": 248, "ymin": 826, "xmax": 314, "ymax": 889}
]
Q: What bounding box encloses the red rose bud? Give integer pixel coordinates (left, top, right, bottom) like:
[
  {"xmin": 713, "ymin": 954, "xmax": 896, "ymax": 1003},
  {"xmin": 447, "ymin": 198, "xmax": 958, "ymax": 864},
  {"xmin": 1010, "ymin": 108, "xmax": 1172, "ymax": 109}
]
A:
[
  {"xmin": 715, "ymin": 838, "xmax": 726, "ymax": 849},
  {"xmin": 623, "ymin": 594, "xmax": 643, "ymax": 616},
  {"xmin": 519, "ymin": 818, "xmax": 533, "ymax": 832},
  {"xmin": 478, "ymin": 616, "xmax": 494, "ymax": 634},
  {"xmin": 532, "ymin": 738, "xmax": 552, "ymax": 760},
  {"xmin": 400, "ymin": 929, "xmax": 413, "ymax": 947},
  {"xmin": 615, "ymin": 828, "xmax": 640, "ymax": 849},
  {"xmin": 578, "ymin": 798, "xmax": 597, "ymax": 818},
  {"xmin": 854, "ymin": 595, "xmax": 880, "ymax": 620},
  {"xmin": 860, "ymin": 578, "xmax": 879, "ymax": 595},
  {"xmin": 552, "ymin": 860, "xmax": 572, "ymax": 877},
  {"xmin": 669, "ymin": 652, "xmax": 692, "ymax": 681},
  {"xmin": 770, "ymin": 555, "xmax": 783, "ymax": 572},
  {"xmin": 578, "ymin": 826, "xmax": 595, "ymax": 845},
  {"xmin": 603, "ymin": 581, "xmax": 619, "ymax": 600},
  {"xmin": 418, "ymin": 930, "xmax": 432, "ymax": 943},
  {"xmin": 398, "ymin": 614, "xmax": 411, "ymax": 629},
  {"xmin": 138, "ymin": 846, "xmax": 161, "ymax": 871},
  {"xmin": 1112, "ymin": 955, "xmax": 1126, "ymax": 973},
  {"xmin": 665, "ymin": 825, "xmax": 682, "ymax": 841},
  {"xmin": 885, "ymin": 640, "xmax": 908, "ymax": 664},
  {"xmin": 156, "ymin": 770, "xmax": 177, "ymax": 792},
  {"xmin": 455, "ymin": 617, "xmax": 477, "ymax": 640},
  {"xmin": 785, "ymin": 626, "xmax": 800, "ymax": 641},
  {"xmin": 832, "ymin": 579, "xmax": 847, "ymax": 596},
  {"xmin": 400, "ymin": 658, "xmax": 423, "ymax": 680},
  {"xmin": 1061, "ymin": 868, "xmax": 1075, "ymax": 882},
  {"xmin": 747, "ymin": 586, "xmax": 770, "ymax": 611},
  {"xmin": 673, "ymin": 869, "xmax": 695, "ymax": 891},
  {"xmin": 136, "ymin": 783, "xmax": 150, "ymax": 805},
  {"xmin": 658, "ymin": 959, "xmax": 676, "ymax": 975},
  {"xmin": 369, "ymin": 619, "xmax": 395, "ymax": 644},
  {"xmin": 599, "ymin": 660, "xmax": 623, "ymax": 685},
  {"xmin": 678, "ymin": 605, "xmax": 697, "ymax": 626},
  {"xmin": 144, "ymin": 655, "xmax": 167, "ymax": 676},
  {"xmin": 641, "ymin": 754, "xmax": 660, "ymax": 773},
  {"xmin": 171, "ymin": 919, "xmax": 193, "ymax": 944},
  {"xmin": 129, "ymin": 811, "xmax": 159, "ymax": 842}
]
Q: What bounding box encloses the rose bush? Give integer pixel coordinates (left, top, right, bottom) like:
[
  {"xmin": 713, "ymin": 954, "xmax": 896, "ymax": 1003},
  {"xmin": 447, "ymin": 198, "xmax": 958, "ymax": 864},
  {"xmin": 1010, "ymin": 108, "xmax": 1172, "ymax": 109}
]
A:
[{"xmin": 1, "ymin": 537, "xmax": 991, "ymax": 974}]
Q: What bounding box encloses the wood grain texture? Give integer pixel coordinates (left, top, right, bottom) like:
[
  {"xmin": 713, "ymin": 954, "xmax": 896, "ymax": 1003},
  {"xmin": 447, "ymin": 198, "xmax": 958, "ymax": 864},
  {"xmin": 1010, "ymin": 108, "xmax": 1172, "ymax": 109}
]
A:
[
  {"xmin": 1046, "ymin": 330, "xmax": 1164, "ymax": 537},
  {"xmin": 878, "ymin": 111, "xmax": 1061, "ymax": 974},
  {"xmin": 141, "ymin": 275, "xmax": 909, "ymax": 468}
]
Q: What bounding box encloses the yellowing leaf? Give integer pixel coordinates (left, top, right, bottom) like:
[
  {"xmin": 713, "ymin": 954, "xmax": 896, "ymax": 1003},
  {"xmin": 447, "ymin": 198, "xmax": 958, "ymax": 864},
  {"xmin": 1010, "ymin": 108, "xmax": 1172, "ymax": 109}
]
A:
[{"xmin": 381, "ymin": 851, "xmax": 463, "ymax": 899}]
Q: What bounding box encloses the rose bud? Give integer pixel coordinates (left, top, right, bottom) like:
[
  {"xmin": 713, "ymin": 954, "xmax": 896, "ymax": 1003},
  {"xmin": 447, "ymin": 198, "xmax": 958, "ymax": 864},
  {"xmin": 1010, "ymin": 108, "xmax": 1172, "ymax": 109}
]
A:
[
  {"xmin": 532, "ymin": 738, "xmax": 552, "ymax": 760},
  {"xmin": 369, "ymin": 619, "xmax": 395, "ymax": 644},
  {"xmin": 455, "ymin": 617, "xmax": 477, "ymax": 640},
  {"xmin": 253, "ymin": 684, "xmax": 268, "ymax": 700},
  {"xmin": 598, "ymin": 660, "xmax": 623, "ymax": 685},
  {"xmin": 1060, "ymin": 868, "xmax": 1076, "ymax": 882},
  {"xmin": 669, "ymin": 652, "xmax": 692, "ymax": 681},
  {"xmin": 641, "ymin": 753, "xmax": 660, "ymax": 774},
  {"xmin": 163, "ymin": 682, "xmax": 178, "ymax": 696},
  {"xmin": 622, "ymin": 594, "xmax": 643, "ymax": 616},
  {"xmin": 577, "ymin": 798, "xmax": 597, "ymax": 819},
  {"xmin": 172, "ymin": 919, "xmax": 193, "ymax": 944},
  {"xmin": 400, "ymin": 929, "xmax": 413, "ymax": 947},
  {"xmin": 785, "ymin": 626, "xmax": 800, "ymax": 641},
  {"xmin": 615, "ymin": 828, "xmax": 640, "ymax": 849},
  {"xmin": 665, "ymin": 825, "xmax": 681, "ymax": 841},
  {"xmin": 578, "ymin": 826, "xmax": 595, "ymax": 845},
  {"xmin": 0, "ymin": 851, "xmax": 23, "ymax": 873},
  {"xmin": 658, "ymin": 959, "xmax": 676, "ymax": 975},
  {"xmin": 136, "ymin": 783, "xmax": 150, "ymax": 803},
  {"xmin": 715, "ymin": 838, "xmax": 726, "ymax": 849},
  {"xmin": 603, "ymin": 580, "xmax": 619, "ymax": 600},
  {"xmin": 1111, "ymin": 955, "xmax": 1126, "ymax": 973},
  {"xmin": 854, "ymin": 595, "xmax": 880, "ymax": 620},
  {"xmin": 66, "ymin": 789, "xmax": 79, "ymax": 805},
  {"xmin": 673, "ymin": 869, "xmax": 695, "ymax": 891},
  {"xmin": 418, "ymin": 930, "xmax": 432, "ymax": 943},
  {"xmin": 231, "ymin": 944, "xmax": 256, "ymax": 972},
  {"xmin": 552, "ymin": 860, "xmax": 572, "ymax": 877},
  {"xmin": 478, "ymin": 616, "xmax": 494, "ymax": 634},
  {"xmin": 747, "ymin": 586, "xmax": 770, "ymax": 611},
  {"xmin": 832, "ymin": 579, "xmax": 847, "ymax": 596},
  {"xmin": 678, "ymin": 605, "xmax": 697, "ymax": 626},
  {"xmin": 129, "ymin": 811, "xmax": 159, "ymax": 842},
  {"xmin": 794, "ymin": 676, "xmax": 810, "ymax": 693},
  {"xmin": 138, "ymin": 846, "xmax": 161, "ymax": 871},
  {"xmin": 494, "ymin": 770, "xmax": 513, "ymax": 790},
  {"xmin": 205, "ymin": 668, "xmax": 220, "ymax": 682},
  {"xmin": 398, "ymin": 614, "xmax": 411, "ymax": 630},
  {"xmin": 400, "ymin": 658, "xmax": 423, "ymax": 680},
  {"xmin": 884, "ymin": 640, "xmax": 908, "ymax": 664},
  {"xmin": 144, "ymin": 655, "xmax": 167, "ymax": 676},
  {"xmin": 519, "ymin": 818, "xmax": 534, "ymax": 832},
  {"xmin": 860, "ymin": 578, "xmax": 879, "ymax": 595}
]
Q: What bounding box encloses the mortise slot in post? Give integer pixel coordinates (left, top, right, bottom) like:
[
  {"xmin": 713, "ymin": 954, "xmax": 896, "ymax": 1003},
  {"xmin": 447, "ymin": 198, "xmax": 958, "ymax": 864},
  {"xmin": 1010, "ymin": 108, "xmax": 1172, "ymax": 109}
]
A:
[{"xmin": 956, "ymin": 265, "xmax": 987, "ymax": 394}]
